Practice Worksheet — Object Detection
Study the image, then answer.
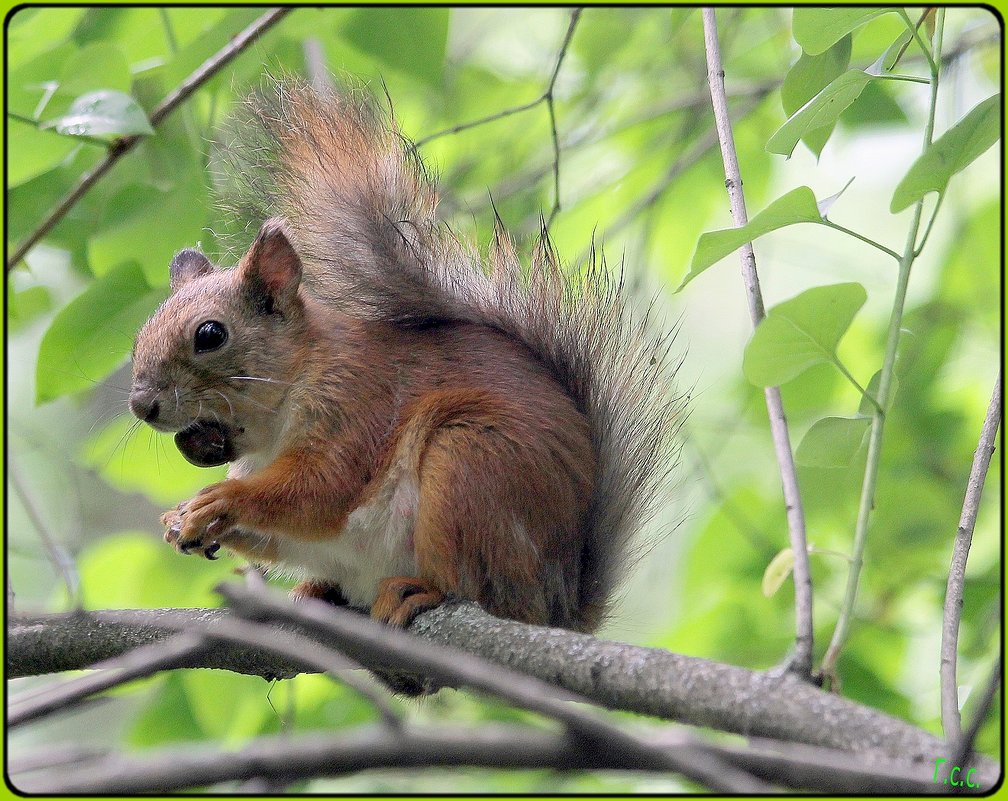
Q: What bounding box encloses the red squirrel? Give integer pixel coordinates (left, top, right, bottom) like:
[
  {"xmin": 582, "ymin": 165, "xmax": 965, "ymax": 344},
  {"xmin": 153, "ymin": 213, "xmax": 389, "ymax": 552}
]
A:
[{"xmin": 129, "ymin": 80, "xmax": 683, "ymax": 632}]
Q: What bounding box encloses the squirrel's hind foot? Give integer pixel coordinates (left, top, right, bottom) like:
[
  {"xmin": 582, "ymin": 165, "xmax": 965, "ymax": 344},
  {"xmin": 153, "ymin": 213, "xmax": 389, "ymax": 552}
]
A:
[{"xmin": 371, "ymin": 576, "xmax": 445, "ymax": 628}]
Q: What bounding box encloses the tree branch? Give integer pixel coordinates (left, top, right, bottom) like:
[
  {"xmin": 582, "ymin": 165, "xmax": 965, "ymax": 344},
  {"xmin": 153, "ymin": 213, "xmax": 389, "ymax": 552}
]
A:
[
  {"xmin": 941, "ymin": 370, "xmax": 1002, "ymax": 742},
  {"xmin": 9, "ymin": 593, "xmax": 962, "ymax": 765},
  {"xmin": 701, "ymin": 7, "xmax": 814, "ymax": 679},
  {"xmin": 9, "ymin": 720, "xmax": 962, "ymax": 794},
  {"xmin": 6, "ymin": 7, "xmax": 293, "ymax": 272}
]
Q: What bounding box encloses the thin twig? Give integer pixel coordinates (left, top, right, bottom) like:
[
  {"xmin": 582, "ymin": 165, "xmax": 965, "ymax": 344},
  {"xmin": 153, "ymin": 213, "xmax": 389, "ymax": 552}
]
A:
[
  {"xmin": 416, "ymin": 8, "xmax": 579, "ymax": 227},
  {"xmin": 10, "ymin": 720, "xmax": 962, "ymax": 795},
  {"xmin": 6, "ymin": 7, "xmax": 292, "ymax": 272},
  {"xmin": 9, "ymin": 632, "xmax": 206, "ymax": 727},
  {"xmin": 940, "ymin": 371, "xmax": 1002, "ymax": 742},
  {"xmin": 950, "ymin": 653, "xmax": 1003, "ymax": 772},
  {"xmin": 8, "ymin": 463, "xmax": 81, "ymax": 607},
  {"xmin": 543, "ymin": 8, "xmax": 581, "ymax": 225},
  {"xmin": 701, "ymin": 6, "xmax": 814, "ymax": 679}
]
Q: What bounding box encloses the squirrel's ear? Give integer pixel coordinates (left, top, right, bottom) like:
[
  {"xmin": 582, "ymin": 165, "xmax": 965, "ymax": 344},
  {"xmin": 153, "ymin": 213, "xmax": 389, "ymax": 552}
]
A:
[
  {"xmin": 169, "ymin": 249, "xmax": 214, "ymax": 292},
  {"xmin": 239, "ymin": 218, "xmax": 303, "ymax": 314}
]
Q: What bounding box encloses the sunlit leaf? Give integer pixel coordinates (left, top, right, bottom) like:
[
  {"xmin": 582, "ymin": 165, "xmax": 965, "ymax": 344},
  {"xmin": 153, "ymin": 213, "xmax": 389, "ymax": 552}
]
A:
[
  {"xmin": 891, "ymin": 95, "xmax": 1000, "ymax": 213},
  {"xmin": 680, "ymin": 187, "xmax": 822, "ymax": 289},
  {"xmin": 792, "ymin": 8, "xmax": 895, "ymax": 55},
  {"xmin": 768, "ymin": 70, "xmax": 875, "ymax": 157},
  {"xmin": 44, "ymin": 89, "xmax": 154, "ymax": 138},
  {"xmin": 762, "ymin": 548, "xmax": 795, "ymax": 597},
  {"xmin": 743, "ymin": 282, "xmax": 868, "ymax": 386},
  {"xmin": 35, "ymin": 262, "xmax": 164, "ymax": 403},
  {"xmin": 781, "ymin": 36, "xmax": 851, "ymax": 157},
  {"xmin": 8, "ymin": 285, "xmax": 53, "ymax": 332},
  {"xmin": 796, "ymin": 416, "xmax": 872, "ymax": 468},
  {"xmin": 342, "ymin": 8, "xmax": 449, "ymax": 86}
]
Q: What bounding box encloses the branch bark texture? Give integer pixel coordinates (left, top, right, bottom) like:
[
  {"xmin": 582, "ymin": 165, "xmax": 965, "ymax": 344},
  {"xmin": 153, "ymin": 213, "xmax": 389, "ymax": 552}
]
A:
[{"xmin": 9, "ymin": 600, "xmax": 955, "ymax": 765}]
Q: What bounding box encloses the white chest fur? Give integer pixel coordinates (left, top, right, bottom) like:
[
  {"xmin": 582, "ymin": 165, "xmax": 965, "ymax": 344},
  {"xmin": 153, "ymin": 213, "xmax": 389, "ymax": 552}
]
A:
[{"xmin": 268, "ymin": 470, "xmax": 419, "ymax": 608}]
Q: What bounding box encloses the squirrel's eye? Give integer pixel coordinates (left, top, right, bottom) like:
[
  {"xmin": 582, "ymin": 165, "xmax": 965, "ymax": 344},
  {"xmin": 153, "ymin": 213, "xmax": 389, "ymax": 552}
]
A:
[{"xmin": 194, "ymin": 320, "xmax": 228, "ymax": 353}]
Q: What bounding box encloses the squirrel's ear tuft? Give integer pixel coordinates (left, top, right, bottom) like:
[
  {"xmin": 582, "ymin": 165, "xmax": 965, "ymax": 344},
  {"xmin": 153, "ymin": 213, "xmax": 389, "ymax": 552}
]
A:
[
  {"xmin": 169, "ymin": 249, "xmax": 214, "ymax": 292},
  {"xmin": 239, "ymin": 218, "xmax": 303, "ymax": 315}
]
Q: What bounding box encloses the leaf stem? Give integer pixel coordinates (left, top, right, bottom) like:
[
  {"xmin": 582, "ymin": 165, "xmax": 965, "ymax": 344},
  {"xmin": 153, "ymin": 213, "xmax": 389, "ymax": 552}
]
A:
[
  {"xmin": 898, "ymin": 8, "xmax": 939, "ymax": 75},
  {"xmin": 822, "ymin": 10, "xmax": 945, "ymax": 680},
  {"xmin": 914, "ymin": 193, "xmax": 946, "ymax": 257},
  {"xmin": 831, "ymin": 358, "xmax": 881, "ymax": 415},
  {"xmin": 820, "ymin": 219, "xmax": 902, "ymax": 262},
  {"xmin": 878, "ymin": 73, "xmax": 931, "ymax": 85}
]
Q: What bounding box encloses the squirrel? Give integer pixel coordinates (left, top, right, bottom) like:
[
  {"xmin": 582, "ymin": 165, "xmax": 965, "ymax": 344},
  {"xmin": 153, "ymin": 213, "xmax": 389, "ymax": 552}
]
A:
[{"xmin": 128, "ymin": 80, "xmax": 683, "ymax": 633}]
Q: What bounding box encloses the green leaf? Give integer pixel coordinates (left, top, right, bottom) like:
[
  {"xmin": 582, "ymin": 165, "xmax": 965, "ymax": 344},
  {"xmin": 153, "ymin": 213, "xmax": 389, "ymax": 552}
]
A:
[
  {"xmin": 83, "ymin": 416, "xmax": 226, "ymax": 506},
  {"xmin": 858, "ymin": 369, "xmax": 900, "ymax": 414},
  {"xmin": 341, "ymin": 8, "xmax": 449, "ymax": 86},
  {"xmin": 890, "ymin": 95, "xmax": 1001, "ymax": 213},
  {"xmin": 781, "ymin": 36, "xmax": 851, "ymax": 157},
  {"xmin": 768, "ymin": 70, "xmax": 875, "ymax": 157},
  {"xmin": 55, "ymin": 43, "xmax": 131, "ymax": 99},
  {"xmin": 44, "ymin": 90, "xmax": 154, "ymax": 138},
  {"xmin": 78, "ymin": 531, "xmax": 222, "ymax": 609},
  {"xmin": 680, "ymin": 187, "xmax": 822, "ymax": 289},
  {"xmin": 35, "ymin": 262, "xmax": 165, "ymax": 403},
  {"xmin": 762, "ymin": 548, "xmax": 795, "ymax": 597},
  {"xmin": 792, "ymin": 8, "xmax": 894, "ymax": 55},
  {"xmin": 841, "ymin": 81, "xmax": 908, "ymax": 129},
  {"xmin": 88, "ymin": 182, "xmax": 208, "ymax": 285},
  {"xmin": 8, "ymin": 285, "xmax": 53, "ymax": 332},
  {"xmin": 796, "ymin": 416, "xmax": 872, "ymax": 468},
  {"xmin": 6, "ymin": 118, "xmax": 80, "ymax": 188},
  {"xmin": 743, "ymin": 282, "xmax": 868, "ymax": 386}
]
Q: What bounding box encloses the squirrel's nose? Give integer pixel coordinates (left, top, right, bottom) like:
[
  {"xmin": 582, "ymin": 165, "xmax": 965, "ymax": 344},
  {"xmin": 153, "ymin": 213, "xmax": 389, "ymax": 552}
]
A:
[{"xmin": 129, "ymin": 388, "xmax": 161, "ymax": 423}]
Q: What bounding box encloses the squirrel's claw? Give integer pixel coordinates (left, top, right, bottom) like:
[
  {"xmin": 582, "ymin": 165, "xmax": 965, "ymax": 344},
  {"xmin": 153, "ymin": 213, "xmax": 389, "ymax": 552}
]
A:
[{"xmin": 168, "ymin": 481, "xmax": 239, "ymax": 558}]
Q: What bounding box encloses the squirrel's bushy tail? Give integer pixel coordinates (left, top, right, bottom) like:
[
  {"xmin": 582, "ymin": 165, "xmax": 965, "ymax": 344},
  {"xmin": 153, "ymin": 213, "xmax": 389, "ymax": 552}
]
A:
[{"xmin": 219, "ymin": 78, "xmax": 686, "ymax": 629}]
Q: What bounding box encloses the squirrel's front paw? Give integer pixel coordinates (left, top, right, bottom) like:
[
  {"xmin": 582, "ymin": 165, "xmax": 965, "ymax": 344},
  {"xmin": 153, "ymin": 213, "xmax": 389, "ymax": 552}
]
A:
[{"xmin": 168, "ymin": 482, "xmax": 241, "ymax": 560}]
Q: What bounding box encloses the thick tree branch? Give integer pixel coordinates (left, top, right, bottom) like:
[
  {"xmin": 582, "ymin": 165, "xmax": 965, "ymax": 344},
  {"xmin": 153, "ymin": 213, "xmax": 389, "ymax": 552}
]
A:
[{"xmin": 9, "ymin": 594, "xmax": 964, "ymax": 766}]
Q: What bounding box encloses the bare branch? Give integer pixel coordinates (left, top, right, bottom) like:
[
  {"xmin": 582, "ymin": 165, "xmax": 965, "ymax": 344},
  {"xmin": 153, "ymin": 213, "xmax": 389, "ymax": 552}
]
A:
[
  {"xmin": 415, "ymin": 6, "xmax": 581, "ymax": 227},
  {"xmin": 701, "ymin": 7, "xmax": 814, "ymax": 678},
  {"xmin": 6, "ymin": 7, "xmax": 293, "ymax": 272},
  {"xmin": 9, "ymin": 597, "xmax": 959, "ymax": 764},
  {"xmin": 217, "ymin": 582, "xmax": 773, "ymax": 793},
  {"xmin": 941, "ymin": 370, "xmax": 1002, "ymax": 742},
  {"xmin": 8, "ymin": 462, "xmax": 80, "ymax": 606},
  {"xmin": 950, "ymin": 654, "xmax": 1002, "ymax": 772},
  {"xmin": 543, "ymin": 8, "xmax": 581, "ymax": 225},
  {"xmin": 10, "ymin": 720, "xmax": 967, "ymax": 795},
  {"xmin": 9, "ymin": 633, "xmax": 205, "ymax": 727}
]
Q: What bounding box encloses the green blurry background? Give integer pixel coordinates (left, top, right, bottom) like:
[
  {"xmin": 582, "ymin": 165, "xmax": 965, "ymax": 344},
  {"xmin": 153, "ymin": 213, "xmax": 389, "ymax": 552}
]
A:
[{"xmin": 6, "ymin": 6, "xmax": 1001, "ymax": 791}]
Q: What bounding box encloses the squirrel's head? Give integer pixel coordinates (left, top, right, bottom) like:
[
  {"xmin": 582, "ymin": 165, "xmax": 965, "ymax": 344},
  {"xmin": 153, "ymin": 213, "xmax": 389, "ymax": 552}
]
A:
[{"xmin": 129, "ymin": 219, "xmax": 306, "ymax": 466}]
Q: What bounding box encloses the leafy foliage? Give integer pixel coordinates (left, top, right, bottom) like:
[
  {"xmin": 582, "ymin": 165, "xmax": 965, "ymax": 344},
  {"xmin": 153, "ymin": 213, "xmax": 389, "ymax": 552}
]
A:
[{"xmin": 6, "ymin": 5, "xmax": 1001, "ymax": 788}]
